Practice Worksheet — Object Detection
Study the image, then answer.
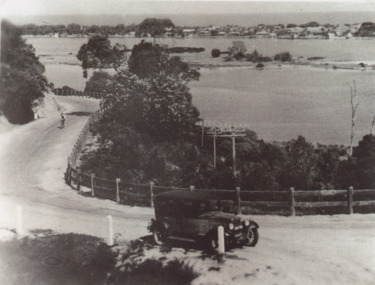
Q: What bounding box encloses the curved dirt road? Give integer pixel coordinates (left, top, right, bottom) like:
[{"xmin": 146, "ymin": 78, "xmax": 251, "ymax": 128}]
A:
[
  {"xmin": 0, "ymin": 96, "xmax": 374, "ymax": 284},
  {"xmin": 0, "ymin": 96, "xmax": 153, "ymax": 240}
]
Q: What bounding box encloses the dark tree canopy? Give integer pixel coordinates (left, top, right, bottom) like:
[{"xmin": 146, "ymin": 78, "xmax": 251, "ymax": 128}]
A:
[
  {"xmin": 128, "ymin": 41, "xmax": 200, "ymax": 83},
  {"xmin": 136, "ymin": 18, "xmax": 175, "ymax": 37},
  {"xmin": 1, "ymin": 20, "xmax": 50, "ymax": 124},
  {"xmin": 77, "ymin": 35, "xmax": 127, "ymax": 77},
  {"xmin": 84, "ymin": 71, "xmax": 113, "ymax": 94}
]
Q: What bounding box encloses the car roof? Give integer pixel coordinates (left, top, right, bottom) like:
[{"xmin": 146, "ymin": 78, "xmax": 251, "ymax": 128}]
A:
[{"xmin": 154, "ymin": 190, "xmax": 219, "ymax": 202}]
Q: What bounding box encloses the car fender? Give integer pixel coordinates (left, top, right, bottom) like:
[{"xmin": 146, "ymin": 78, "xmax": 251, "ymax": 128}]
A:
[
  {"xmin": 148, "ymin": 219, "xmax": 170, "ymax": 233},
  {"xmin": 249, "ymin": 220, "xmax": 259, "ymax": 228}
]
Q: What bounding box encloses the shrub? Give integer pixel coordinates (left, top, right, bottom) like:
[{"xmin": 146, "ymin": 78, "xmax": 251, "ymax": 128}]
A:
[
  {"xmin": 211, "ymin": 48, "xmax": 221, "ymax": 58},
  {"xmin": 274, "ymin": 51, "xmax": 292, "ymax": 62}
]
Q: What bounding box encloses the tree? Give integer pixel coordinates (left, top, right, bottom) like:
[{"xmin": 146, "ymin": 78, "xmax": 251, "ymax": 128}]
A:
[
  {"xmin": 211, "ymin": 49, "xmax": 221, "ymax": 58},
  {"xmin": 67, "ymin": 23, "xmax": 81, "ymax": 35},
  {"xmin": 128, "ymin": 41, "xmax": 168, "ymax": 78},
  {"xmin": 349, "ymin": 81, "xmax": 360, "ymax": 156},
  {"xmin": 334, "ymin": 134, "xmax": 375, "ymax": 189},
  {"xmin": 136, "ymin": 18, "xmax": 175, "ymax": 39},
  {"xmin": 77, "ymin": 35, "xmax": 127, "ymax": 77},
  {"xmin": 371, "ymin": 112, "xmax": 375, "ymax": 135},
  {"xmin": 128, "ymin": 41, "xmax": 200, "ymax": 83},
  {"xmin": 0, "ymin": 20, "xmax": 50, "ymax": 124},
  {"xmin": 83, "ymin": 40, "xmax": 203, "ymax": 185},
  {"xmin": 287, "ymin": 24, "xmax": 297, "ymax": 28},
  {"xmin": 84, "ymin": 71, "xmax": 113, "ymax": 95},
  {"xmin": 279, "ymin": 136, "xmax": 319, "ymax": 190},
  {"xmin": 228, "ymin": 41, "xmax": 247, "ymax": 57},
  {"xmin": 246, "ymin": 49, "xmax": 260, "ymax": 62},
  {"xmin": 99, "ymin": 68, "xmax": 200, "ymax": 141},
  {"xmin": 274, "ymin": 51, "xmax": 292, "ymax": 62},
  {"xmin": 352, "ymin": 134, "xmax": 375, "ymax": 188}
]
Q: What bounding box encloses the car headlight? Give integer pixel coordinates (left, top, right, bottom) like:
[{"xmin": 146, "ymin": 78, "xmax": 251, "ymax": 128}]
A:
[
  {"xmin": 228, "ymin": 223, "xmax": 234, "ymax": 230},
  {"xmin": 244, "ymin": 220, "xmax": 250, "ymax": 226}
]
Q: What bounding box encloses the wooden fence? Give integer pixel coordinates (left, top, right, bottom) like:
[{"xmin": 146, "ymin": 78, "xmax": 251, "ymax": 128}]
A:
[
  {"xmin": 65, "ymin": 165, "xmax": 375, "ymax": 215},
  {"xmin": 64, "ymin": 109, "xmax": 375, "ymax": 216},
  {"xmin": 53, "ymin": 88, "xmax": 106, "ymax": 98},
  {"xmin": 66, "ymin": 110, "xmax": 99, "ymax": 169}
]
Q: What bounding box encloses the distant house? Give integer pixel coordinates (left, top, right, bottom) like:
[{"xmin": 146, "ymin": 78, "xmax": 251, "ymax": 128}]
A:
[
  {"xmin": 182, "ymin": 28, "xmax": 196, "ymax": 36},
  {"xmin": 198, "ymin": 29, "xmax": 211, "ymax": 36},
  {"xmin": 269, "ymin": 33, "xmax": 277, "ymax": 38},
  {"xmin": 255, "ymin": 31, "xmax": 269, "ymax": 38},
  {"xmin": 229, "ymin": 31, "xmax": 241, "ymax": 36},
  {"xmin": 345, "ymin": 32, "xmax": 353, "ymax": 39},
  {"xmin": 327, "ymin": 33, "xmax": 335, "ymax": 40}
]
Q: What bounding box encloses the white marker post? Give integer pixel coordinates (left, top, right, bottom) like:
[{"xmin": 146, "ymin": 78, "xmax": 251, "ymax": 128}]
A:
[
  {"xmin": 218, "ymin": 226, "xmax": 225, "ymax": 254},
  {"xmin": 107, "ymin": 215, "xmax": 114, "ymax": 246},
  {"xmin": 16, "ymin": 205, "xmax": 24, "ymax": 236}
]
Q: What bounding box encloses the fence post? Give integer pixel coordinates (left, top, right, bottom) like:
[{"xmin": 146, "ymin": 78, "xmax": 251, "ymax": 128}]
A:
[
  {"xmin": 91, "ymin": 173, "xmax": 96, "ymax": 197},
  {"xmin": 289, "ymin": 187, "xmax": 295, "ymax": 216},
  {"xmin": 76, "ymin": 166, "xmax": 81, "ymax": 191},
  {"xmin": 235, "ymin": 187, "xmax": 241, "ymax": 214},
  {"xmin": 116, "ymin": 178, "xmax": 121, "ymax": 203},
  {"xmin": 218, "ymin": 226, "xmax": 225, "ymax": 254},
  {"xmin": 348, "ymin": 186, "xmax": 354, "ymax": 214},
  {"xmin": 189, "ymin": 185, "xmax": 195, "ymax": 191},
  {"xmin": 150, "ymin": 181, "xmax": 155, "ymax": 208},
  {"xmin": 107, "ymin": 215, "xmax": 114, "ymax": 246}
]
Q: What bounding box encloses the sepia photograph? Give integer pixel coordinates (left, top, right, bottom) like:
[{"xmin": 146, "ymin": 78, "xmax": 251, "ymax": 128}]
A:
[{"xmin": 0, "ymin": 0, "xmax": 374, "ymax": 284}]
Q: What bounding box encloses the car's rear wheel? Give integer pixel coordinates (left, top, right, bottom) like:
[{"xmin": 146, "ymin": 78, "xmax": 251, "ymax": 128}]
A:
[
  {"xmin": 244, "ymin": 226, "xmax": 259, "ymax": 247},
  {"xmin": 153, "ymin": 226, "xmax": 167, "ymax": 245}
]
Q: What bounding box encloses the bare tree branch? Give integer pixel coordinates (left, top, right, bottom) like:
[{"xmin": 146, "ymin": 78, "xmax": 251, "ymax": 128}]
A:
[{"xmin": 349, "ymin": 80, "xmax": 359, "ymax": 156}]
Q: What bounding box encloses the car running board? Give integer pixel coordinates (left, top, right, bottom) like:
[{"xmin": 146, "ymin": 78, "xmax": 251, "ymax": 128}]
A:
[{"xmin": 167, "ymin": 236, "xmax": 195, "ymax": 243}]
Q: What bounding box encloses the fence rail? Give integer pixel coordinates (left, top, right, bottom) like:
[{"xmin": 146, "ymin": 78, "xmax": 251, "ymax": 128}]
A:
[
  {"xmin": 64, "ymin": 110, "xmax": 375, "ymax": 216},
  {"xmin": 66, "ymin": 163, "xmax": 375, "ymax": 215},
  {"xmin": 53, "ymin": 88, "xmax": 106, "ymax": 98}
]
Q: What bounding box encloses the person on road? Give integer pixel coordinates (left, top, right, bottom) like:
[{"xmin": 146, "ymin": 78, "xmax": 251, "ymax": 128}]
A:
[{"xmin": 60, "ymin": 112, "xmax": 66, "ymax": 128}]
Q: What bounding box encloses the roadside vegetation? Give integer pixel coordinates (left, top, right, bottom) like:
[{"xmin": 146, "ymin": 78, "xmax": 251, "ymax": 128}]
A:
[
  {"xmin": 76, "ymin": 34, "xmax": 375, "ymax": 191},
  {"xmin": 0, "ymin": 230, "xmax": 198, "ymax": 285},
  {"xmin": 0, "ymin": 20, "xmax": 51, "ymax": 124}
]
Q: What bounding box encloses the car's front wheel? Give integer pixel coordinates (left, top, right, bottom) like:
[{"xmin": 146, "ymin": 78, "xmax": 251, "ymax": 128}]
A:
[
  {"xmin": 153, "ymin": 226, "xmax": 167, "ymax": 245},
  {"xmin": 204, "ymin": 232, "xmax": 220, "ymax": 253},
  {"xmin": 244, "ymin": 226, "xmax": 259, "ymax": 247}
]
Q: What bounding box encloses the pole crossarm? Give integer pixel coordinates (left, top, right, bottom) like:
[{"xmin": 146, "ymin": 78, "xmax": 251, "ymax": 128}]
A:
[{"xmin": 206, "ymin": 126, "xmax": 246, "ymax": 137}]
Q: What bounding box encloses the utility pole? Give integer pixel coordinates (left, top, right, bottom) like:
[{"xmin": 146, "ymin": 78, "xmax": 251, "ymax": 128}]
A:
[
  {"xmin": 207, "ymin": 124, "xmax": 246, "ymax": 176},
  {"xmin": 201, "ymin": 119, "xmax": 205, "ymax": 147}
]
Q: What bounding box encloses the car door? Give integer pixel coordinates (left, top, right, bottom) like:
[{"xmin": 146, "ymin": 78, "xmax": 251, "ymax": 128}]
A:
[
  {"xmin": 181, "ymin": 201, "xmax": 209, "ymax": 238},
  {"xmin": 164, "ymin": 199, "xmax": 183, "ymax": 236}
]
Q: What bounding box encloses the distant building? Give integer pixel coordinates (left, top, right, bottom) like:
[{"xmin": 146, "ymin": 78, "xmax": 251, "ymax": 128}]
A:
[
  {"xmin": 255, "ymin": 31, "xmax": 269, "ymax": 38},
  {"xmin": 327, "ymin": 33, "xmax": 335, "ymax": 40},
  {"xmin": 182, "ymin": 28, "xmax": 196, "ymax": 36}
]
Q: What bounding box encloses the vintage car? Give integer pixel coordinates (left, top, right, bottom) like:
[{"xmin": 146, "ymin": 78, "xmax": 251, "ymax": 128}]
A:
[{"xmin": 148, "ymin": 190, "xmax": 259, "ymax": 251}]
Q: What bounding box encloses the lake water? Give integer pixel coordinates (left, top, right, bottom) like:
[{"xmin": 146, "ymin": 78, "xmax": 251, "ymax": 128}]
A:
[
  {"xmin": 26, "ymin": 37, "xmax": 375, "ymax": 145},
  {"xmin": 28, "ymin": 36, "xmax": 375, "ymax": 63}
]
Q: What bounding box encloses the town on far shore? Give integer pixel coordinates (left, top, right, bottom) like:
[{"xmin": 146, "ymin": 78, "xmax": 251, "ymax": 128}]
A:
[{"xmin": 20, "ymin": 19, "xmax": 375, "ymax": 39}]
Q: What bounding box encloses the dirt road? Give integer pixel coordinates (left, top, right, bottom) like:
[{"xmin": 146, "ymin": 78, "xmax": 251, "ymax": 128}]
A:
[
  {"xmin": 0, "ymin": 96, "xmax": 374, "ymax": 284},
  {"xmin": 0, "ymin": 96, "xmax": 153, "ymax": 240}
]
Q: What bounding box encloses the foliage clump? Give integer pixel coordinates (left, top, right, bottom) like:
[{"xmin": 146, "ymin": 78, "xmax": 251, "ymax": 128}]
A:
[
  {"xmin": 0, "ymin": 20, "xmax": 51, "ymax": 124},
  {"xmin": 274, "ymin": 51, "xmax": 292, "ymax": 62},
  {"xmin": 211, "ymin": 49, "xmax": 221, "ymax": 58}
]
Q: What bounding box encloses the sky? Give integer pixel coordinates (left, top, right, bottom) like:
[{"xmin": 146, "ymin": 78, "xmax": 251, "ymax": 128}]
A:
[{"xmin": 1, "ymin": 0, "xmax": 374, "ymax": 16}]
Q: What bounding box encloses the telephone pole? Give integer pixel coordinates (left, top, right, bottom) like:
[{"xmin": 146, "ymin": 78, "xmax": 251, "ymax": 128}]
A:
[{"xmin": 207, "ymin": 124, "xmax": 246, "ymax": 176}]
